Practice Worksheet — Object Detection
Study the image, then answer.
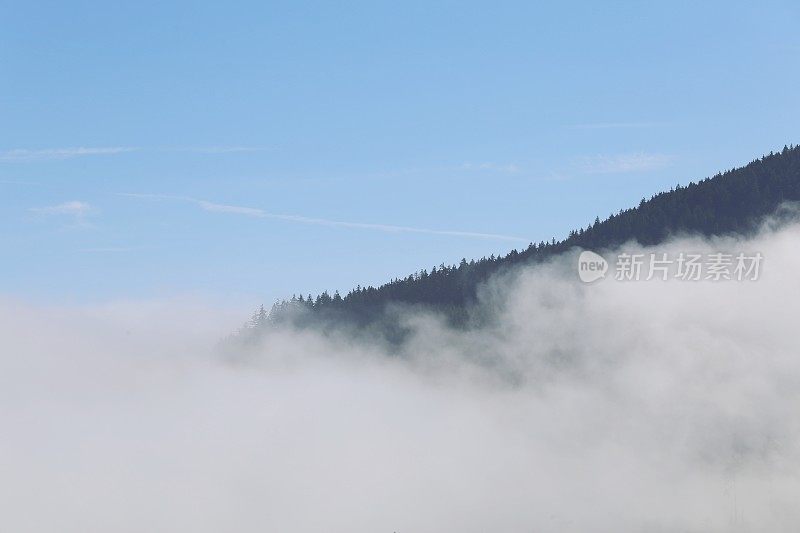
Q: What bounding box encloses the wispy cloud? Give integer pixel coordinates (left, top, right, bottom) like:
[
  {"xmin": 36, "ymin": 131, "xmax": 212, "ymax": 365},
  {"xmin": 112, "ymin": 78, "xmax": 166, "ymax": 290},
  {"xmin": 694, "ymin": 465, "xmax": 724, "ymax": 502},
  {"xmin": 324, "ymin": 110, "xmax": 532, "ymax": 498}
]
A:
[
  {"xmin": 0, "ymin": 145, "xmax": 268, "ymax": 162},
  {"xmin": 166, "ymin": 146, "xmax": 268, "ymax": 154},
  {"xmin": 195, "ymin": 200, "xmax": 267, "ymax": 217},
  {"xmin": 0, "ymin": 147, "xmax": 138, "ymax": 161},
  {"xmin": 579, "ymin": 153, "xmax": 672, "ymax": 174},
  {"xmin": 120, "ymin": 193, "xmax": 530, "ymax": 243},
  {"xmin": 568, "ymin": 122, "xmax": 665, "ymax": 130},
  {"xmin": 78, "ymin": 247, "xmax": 134, "ymax": 253},
  {"xmin": 30, "ymin": 200, "xmax": 93, "ymax": 228},
  {"xmin": 0, "ymin": 179, "xmax": 39, "ymax": 185},
  {"xmin": 31, "ymin": 200, "xmax": 92, "ymax": 217},
  {"xmin": 461, "ymin": 162, "xmax": 520, "ymax": 173}
]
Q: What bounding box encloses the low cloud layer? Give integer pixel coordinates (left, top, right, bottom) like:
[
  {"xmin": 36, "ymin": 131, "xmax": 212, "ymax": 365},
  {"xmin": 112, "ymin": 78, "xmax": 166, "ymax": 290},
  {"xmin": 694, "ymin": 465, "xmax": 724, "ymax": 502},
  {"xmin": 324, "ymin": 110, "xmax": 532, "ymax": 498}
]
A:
[{"xmin": 2, "ymin": 221, "xmax": 800, "ymax": 532}]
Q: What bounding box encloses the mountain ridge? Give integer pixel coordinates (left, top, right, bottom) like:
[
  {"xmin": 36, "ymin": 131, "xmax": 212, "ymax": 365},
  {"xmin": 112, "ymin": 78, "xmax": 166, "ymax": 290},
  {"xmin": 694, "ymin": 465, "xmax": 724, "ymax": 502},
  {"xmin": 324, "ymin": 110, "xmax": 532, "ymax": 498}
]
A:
[{"xmin": 241, "ymin": 144, "xmax": 800, "ymax": 339}]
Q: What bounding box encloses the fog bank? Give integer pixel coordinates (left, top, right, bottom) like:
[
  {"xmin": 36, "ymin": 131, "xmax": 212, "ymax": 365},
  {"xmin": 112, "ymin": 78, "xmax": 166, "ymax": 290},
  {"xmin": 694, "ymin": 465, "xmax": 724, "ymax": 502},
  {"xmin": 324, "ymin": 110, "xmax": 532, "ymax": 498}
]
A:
[{"xmin": 2, "ymin": 223, "xmax": 800, "ymax": 532}]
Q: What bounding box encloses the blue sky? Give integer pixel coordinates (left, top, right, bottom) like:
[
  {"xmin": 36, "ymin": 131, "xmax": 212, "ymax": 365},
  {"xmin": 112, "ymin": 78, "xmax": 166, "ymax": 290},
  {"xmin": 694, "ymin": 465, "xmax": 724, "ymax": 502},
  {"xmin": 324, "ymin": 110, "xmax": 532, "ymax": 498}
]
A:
[{"xmin": 2, "ymin": 1, "xmax": 799, "ymax": 306}]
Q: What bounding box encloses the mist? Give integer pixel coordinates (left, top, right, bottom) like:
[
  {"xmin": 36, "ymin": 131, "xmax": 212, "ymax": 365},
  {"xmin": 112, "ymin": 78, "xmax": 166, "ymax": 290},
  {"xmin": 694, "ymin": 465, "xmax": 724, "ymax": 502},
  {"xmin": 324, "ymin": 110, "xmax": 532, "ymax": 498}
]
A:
[{"xmin": 3, "ymin": 222, "xmax": 800, "ymax": 532}]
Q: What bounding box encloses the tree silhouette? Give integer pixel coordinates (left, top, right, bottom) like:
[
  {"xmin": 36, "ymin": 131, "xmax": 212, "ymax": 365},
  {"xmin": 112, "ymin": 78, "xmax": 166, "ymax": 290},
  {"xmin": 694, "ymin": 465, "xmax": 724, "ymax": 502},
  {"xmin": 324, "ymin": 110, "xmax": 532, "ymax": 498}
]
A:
[{"xmin": 246, "ymin": 145, "xmax": 800, "ymax": 340}]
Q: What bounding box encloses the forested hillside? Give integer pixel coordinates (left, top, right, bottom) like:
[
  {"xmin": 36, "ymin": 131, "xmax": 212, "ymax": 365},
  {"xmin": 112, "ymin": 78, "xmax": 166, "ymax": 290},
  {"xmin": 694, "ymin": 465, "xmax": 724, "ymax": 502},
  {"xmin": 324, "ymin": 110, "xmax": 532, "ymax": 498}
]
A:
[{"xmin": 243, "ymin": 145, "xmax": 800, "ymax": 338}]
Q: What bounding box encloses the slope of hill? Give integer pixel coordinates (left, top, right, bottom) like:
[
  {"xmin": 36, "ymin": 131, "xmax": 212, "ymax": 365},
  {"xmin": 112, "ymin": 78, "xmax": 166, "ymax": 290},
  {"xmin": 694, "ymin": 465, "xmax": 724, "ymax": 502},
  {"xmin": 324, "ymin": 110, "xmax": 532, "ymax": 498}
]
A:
[{"xmin": 242, "ymin": 145, "xmax": 800, "ymax": 339}]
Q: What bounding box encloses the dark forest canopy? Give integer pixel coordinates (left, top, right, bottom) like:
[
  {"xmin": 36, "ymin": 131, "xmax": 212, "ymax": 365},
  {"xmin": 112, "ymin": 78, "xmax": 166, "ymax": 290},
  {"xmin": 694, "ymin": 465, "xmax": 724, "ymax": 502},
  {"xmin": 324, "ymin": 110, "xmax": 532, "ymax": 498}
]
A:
[{"xmin": 240, "ymin": 145, "xmax": 800, "ymax": 340}]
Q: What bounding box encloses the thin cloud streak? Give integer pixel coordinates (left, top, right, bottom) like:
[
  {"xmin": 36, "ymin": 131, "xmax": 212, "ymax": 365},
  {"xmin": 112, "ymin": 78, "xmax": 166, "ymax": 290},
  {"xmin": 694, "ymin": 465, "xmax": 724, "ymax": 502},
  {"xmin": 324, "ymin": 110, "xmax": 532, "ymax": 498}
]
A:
[
  {"xmin": 0, "ymin": 146, "xmax": 267, "ymax": 161},
  {"xmin": 1, "ymin": 147, "xmax": 138, "ymax": 161},
  {"xmin": 30, "ymin": 200, "xmax": 94, "ymax": 229},
  {"xmin": 30, "ymin": 201, "xmax": 92, "ymax": 217},
  {"xmin": 569, "ymin": 121, "xmax": 665, "ymax": 130},
  {"xmin": 119, "ymin": 193, "xmax": 530, "ymax": 243},
  {"xmin": 0, "ymin": 179, "xmax": 39, "ymax": 185},
  {"xmin": 461, "ymin": 162, "xmax": 520, "ymax": 173},
  {"xmin": 78, "ymin": 247, "xmax": 135, "ymax": 253},
  {"xmin": 166, "ymin": 146, "xmax": 269, "ymax": 154},
  {"xmin": 580, "ymin": 152, "xmax": 672, "ymax": 174}
]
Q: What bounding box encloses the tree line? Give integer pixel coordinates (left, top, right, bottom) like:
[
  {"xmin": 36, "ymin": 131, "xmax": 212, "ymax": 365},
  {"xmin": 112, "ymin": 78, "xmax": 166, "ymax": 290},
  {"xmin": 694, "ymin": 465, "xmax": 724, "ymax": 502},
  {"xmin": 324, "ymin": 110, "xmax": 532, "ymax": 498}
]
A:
[{"xmin": 240, "ymin": 144, "xmax": 800, "ymax": 339}]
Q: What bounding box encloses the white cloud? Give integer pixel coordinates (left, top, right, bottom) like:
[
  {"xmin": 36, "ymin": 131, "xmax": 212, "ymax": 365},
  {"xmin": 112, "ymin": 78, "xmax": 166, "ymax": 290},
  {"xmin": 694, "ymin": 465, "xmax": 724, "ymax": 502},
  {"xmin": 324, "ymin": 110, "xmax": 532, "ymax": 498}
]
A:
[
  {"xmin": 196, "ymin": 200, "xmax": 266, "ymax": 217},
  {"xmin": 0, "ymin": 145, "xmax": 270, "ymax": 162},
  {"xmin": 121, "ymin": 194, "xmax": 530, "ymax": 243},
  {"xmin": 31, "ymin": 200, "xmax": 92, "ymax": 217},
  {"xmin": 0, "ymin": 179, "xmax": 38, "ymax": 185},
  {"xmin": 0, "ymin": 147, "xmax": 138, "ymax": 161},
  {"xmin": 569, "ymin": 121, "xmax": 664, "ymax": 130},
  {"xmin": 169, "ymin": 146, "xmax": 268, "ymax": 154},
  {"xmin": 199, "ymin": 200, "xmax": 529, "ymax": 242},
  {"xmin": 580, "ymin": 152, "xmax": 672, "ymax": 174},
  {"xmin": 461, "ymin": 162, "xmax": 520, "ymax": 173},
  {"xmin": 78, "ymin": 247, "xmax": 134, "ymax": 253}
]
